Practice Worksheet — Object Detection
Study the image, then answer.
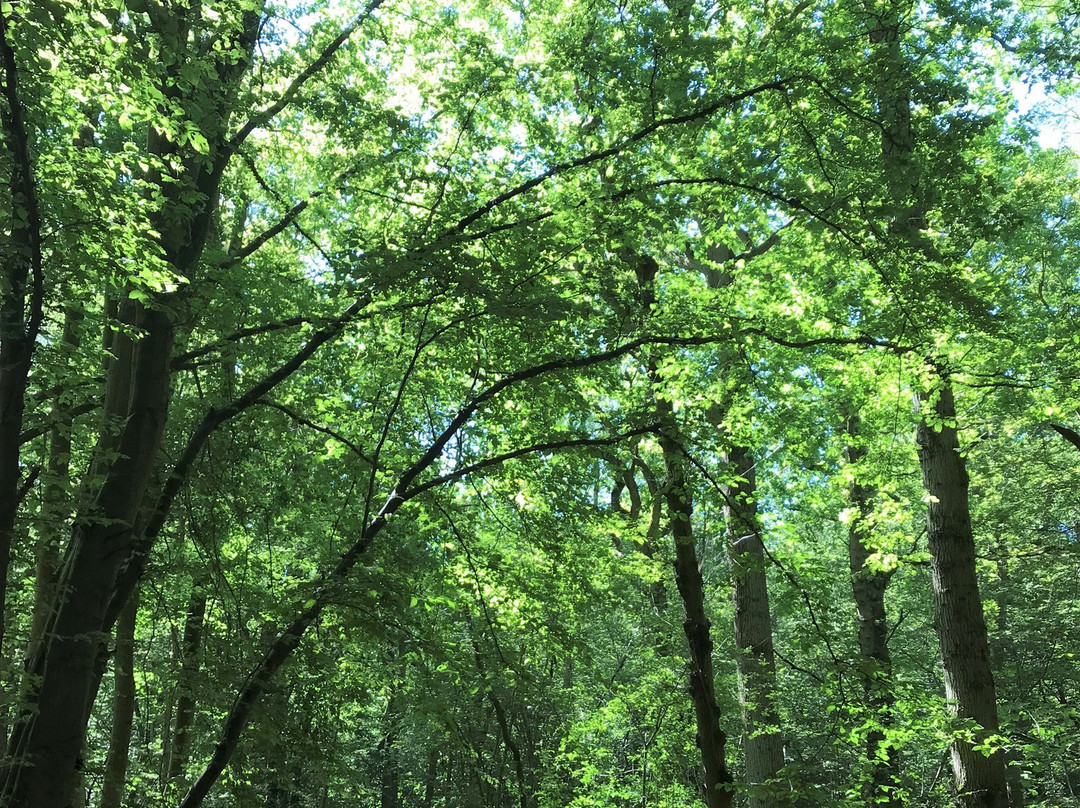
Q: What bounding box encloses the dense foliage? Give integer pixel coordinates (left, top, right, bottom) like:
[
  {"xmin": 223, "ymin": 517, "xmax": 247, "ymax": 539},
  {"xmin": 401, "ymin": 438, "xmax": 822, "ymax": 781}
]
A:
[{"xmin": 1, "ymin": 0, "xmax": 1078, "ymax": 806}]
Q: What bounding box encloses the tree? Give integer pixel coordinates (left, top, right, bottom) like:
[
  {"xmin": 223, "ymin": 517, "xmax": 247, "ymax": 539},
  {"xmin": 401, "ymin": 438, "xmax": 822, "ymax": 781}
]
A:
[
  {"xmin": 844, "ymin": 413, "xmax": 902, "ymax": 806},
  {"xmin": 867, "ymin": 1, "xmax": 1014, "ymax": 802}
]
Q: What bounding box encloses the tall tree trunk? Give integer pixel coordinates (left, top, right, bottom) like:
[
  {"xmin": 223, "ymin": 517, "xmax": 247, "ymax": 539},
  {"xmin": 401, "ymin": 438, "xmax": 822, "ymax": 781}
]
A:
[
  {"xmin": 663, "ymin": 432, "xmax": 733, "ymax": 808},
  {"xmin": 992, "ymin": 538, "xmax": 1026, "ymax": 807},
  {"xmin": 99, "ymin": 586, "xmax": 140, "ymax": 808},
  {"xmin": 0, "ymin": 7, "xmax": 265, "ymax": 803},
  {"xmin": 2, "ymin": 300, "xmax": 174, "ymax": 808},
  {"xmin": 28, "ymin": 305, "xmax": 84, "ymax": 657},
  {"xmin": 376, "ymin": 671, "xmax": 402, "ymax": 808},
  {"xmin": 689, "ymin": 229, "xmax": 785, "ymax": 806},
  {"xmin": 631, "ymin": 251, "xmax": 733, "ymax": 808},
  {"xmin": 378, "ymin": 735, "xmax": 400, "ymax": 808},
  {"xmin": 723, "ymin": 445, "xmax": 784, "ymax": 807},
  {"xmin": 167, "ymin": 581, "xmax": 208, "ymax": 784},
  {"xmin": 422, "ymin": 748, "xmax": 439, "ymax": 808},
  {"xmin": 845, "ymin": 415, "xmax": 901, "ymax": 806},
  {"xmin": 866, "ymin": 1, "xmax": 1015, "ymax": 803},
  {"xmin": 916, "ymin": 384, "xmax": 1010, "ymax": 808},
  {"xmin": 468, "ymin": 615, "xmax": 532, "ymax": 808},
  {"xmin": 0, "ymin": 1, "xmax": 45, "ymax": 680}
]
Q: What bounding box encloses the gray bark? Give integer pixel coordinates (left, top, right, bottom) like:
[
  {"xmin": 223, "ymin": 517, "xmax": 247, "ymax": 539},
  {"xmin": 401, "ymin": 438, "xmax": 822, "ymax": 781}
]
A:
[
  {"xmin": 866, "ymin": 1, "xmax": 1016, "ymax": 801},
  {"xmin": 845, "ymin": 416, "xmax": 901, "ymax": 806},
  {"xmin": 916, "ymin": 384, "xmax": 1010, "ymax": 808},
  {"xmin": 166, "ymin": 582, "xmax": 208, "ymax": 784},
  {"xmin": 723, "ymin": 446, "xmax": 784, "ymax": 807},
  {"xmin": 99, "ymin": 586, "xmax": 140, "ymax": 808}
]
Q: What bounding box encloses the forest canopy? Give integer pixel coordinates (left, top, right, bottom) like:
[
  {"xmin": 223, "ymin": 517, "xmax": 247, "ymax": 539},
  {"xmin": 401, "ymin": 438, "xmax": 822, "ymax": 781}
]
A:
[{"xmin": 1, "ymin": 0, "xmax": 1079, "ymax": 806}]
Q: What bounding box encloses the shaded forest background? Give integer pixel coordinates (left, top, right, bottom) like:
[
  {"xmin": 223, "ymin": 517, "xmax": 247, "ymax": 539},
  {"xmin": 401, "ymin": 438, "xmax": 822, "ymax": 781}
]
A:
[{"xmin": 2, "ymin": 0, "xmax": 1080, "ymax": 806}]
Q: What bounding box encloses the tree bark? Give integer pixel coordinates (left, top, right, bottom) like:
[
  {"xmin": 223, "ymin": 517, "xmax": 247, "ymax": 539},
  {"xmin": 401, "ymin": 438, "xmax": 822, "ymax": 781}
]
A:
[
  {"xmin": 27, "ymin": 305, "xmax": 84, "ymax": 658},
  {"xmin": 845, "ymin": 415, "xmax": 901, "ymax": 806},
  {"xmin": 723, "ymin": 445, "xmax": 784, "ymax": 807},
  {"xmin": 916, "ymin": 384, "xmax": 1010, "ymax": 808},
  {"xmin": 991, "ymin": 539, "xmax": 1026, "ymax": 807},
  {"xmin": 864, "ymin": 1, "xmax": 1016, "ymax": 802},
  {"xmin": 630, "ymin": 251, "xmax": 733, "ymax": 808},
  {"xmin": 99, "ymin": 586, "xmax": 140, "ymax": 808},
  {"xmin": 166, "ymin": 582, "xmax": 208, "ymax": 784},
  {"xmin": 663, "ymin": 432, "xmax": 733, "ymax": 808},
  {"xmin": 3, "ymin": 301, "xmax": 174, "ymax": 808},
  {"xmin": 0, "ymin": 8, "xmax": 267, "ymax": 803},
  {"xmin": 0, "ymin": 1, "xmax": 45, "ymax": 675},
  {"xmin": 422, "ymin": 748, "xmax": 439, "ymax": 808}
]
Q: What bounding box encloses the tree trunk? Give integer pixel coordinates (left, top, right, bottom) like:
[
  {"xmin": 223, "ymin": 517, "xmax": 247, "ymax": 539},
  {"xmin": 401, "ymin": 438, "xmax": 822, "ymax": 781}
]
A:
[
  {"xmin": 631, "ymin": 250, "xmax": 732, "ymax": 808},
  {"xmin": 422, "ymin": 747, "xmax": 439, "ymax": 808},
  {"xmin": 167, "ymin": 582, "xmax": 208, "ymax": 784},
  {"xmin": 865, "ymin": 1, "xmax": 1015, "ymax": 802},
  {"xmin": 664, "ymin": 435, "xmax": 733, "ymax": 808},
  {"xmin": 378, "ymin": 731, "xmax": 400, "ymax": 808},
  {"xmin": 27, "ymin": 306, "xmax": 84, "ymax": 657},
  {"xmin": 0, "ymin": 3, "xmax": 45, "ymax": 684},
  {"xmin": 916, "ymin": 384, "xmax": 1010, "ymax": 808},
  {"xmin": 0, "ymin": 7, "xmax": 264, "ymax": 802},
  {"xmin": 3, "ymin": 301, "xmax": 174, "ymax": 808},
  {"xmin": 723, "ymin": 445, "xmax": 784, "ymax": 807},
  {"xmin": 992, "ymin": 539, "xmax": 1026, "ymax": 807},
  {"xmin": 845, "ymin": 415, "xmax": 901, "ymax": 806},
  {"xmin": 99, "ymin": 586, "xmax": 140, "ymax": 808}
]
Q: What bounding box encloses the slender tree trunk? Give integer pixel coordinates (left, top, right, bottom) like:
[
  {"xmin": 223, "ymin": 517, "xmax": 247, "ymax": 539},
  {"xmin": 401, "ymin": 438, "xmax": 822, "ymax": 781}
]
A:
[
  {"xmin": 992, "ymin": 539, "xmax": 1026, "ymax": 807},
  {"xmin": 467, "ymin": 616, "xmax": 531, "ymax": 808},
  {"xmin": 99, "ymin": 586, "xmax": 140, "ymax": 808},
  {"xmin": 663, "ymin": 433, "xmax": 733, "ymax": 808},
  {"xmin": 845, "ymin": 415, "xmax": 901, "ymax": 806},
  {"xmin": 0, "ymin": 2, "xmax": 45, "ymax": 685},
  {"xmin": 422, "ymin": 747, "xmax": 439, "ymax": 808},
  {"xmin": 167, "ymin": 581, "xmax": 208, "ymax": 784},
  {"xmin": 723, "ymin": 445, "xmax": 784, "ymax": 806},
  {"xmin": 656, "ymin": 425, "xmax": 734, "ymax": 803},
  {"xmin": 376, "ymin": 681, "xmax": 402, "ymax": 808},
  {"xmin": 159, "ymin": 682, "xmax": 177, "ymax": 787},
  {"xmin": 916, "ymin": 384, "xmax": 1010, "ymax": 808},
  {"xmin": 630, "ymin": 251, "xmax": 733, "ymax": 808}
]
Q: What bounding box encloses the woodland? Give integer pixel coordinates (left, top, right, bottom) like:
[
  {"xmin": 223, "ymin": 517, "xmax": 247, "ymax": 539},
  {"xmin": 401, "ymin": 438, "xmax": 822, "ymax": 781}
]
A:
[{"xmin": 1, "ymin": 0, "xmax": 1079, "ymax": 806}]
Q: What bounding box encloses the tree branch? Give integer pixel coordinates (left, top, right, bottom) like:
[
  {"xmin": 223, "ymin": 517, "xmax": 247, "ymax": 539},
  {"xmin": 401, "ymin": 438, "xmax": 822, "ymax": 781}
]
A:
[
  {"xmin": 19, "ymin": 401, "xmax": 98, "ymax": 446},
  {"xmin": 254, "ymin": 399, "xmax": 377, "ymax": 466},
  {"xmin": 1051, "ymin": 423, "xmax": 1080, "ymax": 455},
  {"xmin": 241, "ymin": 151, "xmax": 336, "ymax": 267},
  {"xmin": 740, "ymin": 324, "xmax": 914, "ymax": 354},
  {"xmin": 171, "ymin": 315, "xmax": 321, "ymax": 368},
  {"xmin": 440, "ymin": 80, "xmax": 792, "ymax": 242},
  {"xmin": 227, "ymin": 189, "xmax": 325, "ymax": 264},
  {"xmin": 15, "ymin": 466, "xmax": 38, "ymax": 505},
  {"xmin": 222, "ymin": 0, "xmax": 386, "ymax": 161},
  {"xmin": 105, "ymin": 295, "xmax": 371, "ymax": 629},
  {"xmin": 402, "ymin": 425, "xmax": 660, "ymax": 501}
]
